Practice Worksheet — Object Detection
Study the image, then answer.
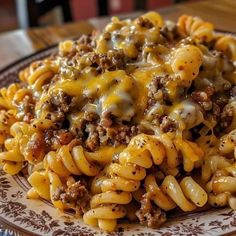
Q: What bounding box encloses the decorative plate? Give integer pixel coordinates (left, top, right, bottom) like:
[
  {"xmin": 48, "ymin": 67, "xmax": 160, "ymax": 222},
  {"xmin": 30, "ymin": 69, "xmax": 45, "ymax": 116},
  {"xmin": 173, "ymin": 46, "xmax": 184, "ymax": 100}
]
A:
[{"xmin": 0, "ymin": 44, "xmax": 236, "ymax": 236}]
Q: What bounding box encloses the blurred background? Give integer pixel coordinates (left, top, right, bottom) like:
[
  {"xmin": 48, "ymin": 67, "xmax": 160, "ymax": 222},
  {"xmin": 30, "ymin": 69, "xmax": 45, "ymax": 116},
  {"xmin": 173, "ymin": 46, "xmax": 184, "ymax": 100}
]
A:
[{"xmin": 0, "ymin": 0, "xmax": 202, "ymax": 33}]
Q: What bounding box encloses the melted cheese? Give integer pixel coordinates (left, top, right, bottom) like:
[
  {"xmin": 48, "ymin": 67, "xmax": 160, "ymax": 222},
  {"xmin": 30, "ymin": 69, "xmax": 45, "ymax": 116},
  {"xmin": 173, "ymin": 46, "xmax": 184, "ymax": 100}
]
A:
[
  {"xmin": 50, "ymin": 70, "xmax": 136, "ymax": 121},
  {"xmin": 49, "ymin": 65, "xmax": 172, "ymax": 122},
  {"xmin": 168, "ymin": 100, "xmax": 204, "ymax": 130},
  {"xmin": 131, "ymin": 66, "xmax": 167, "ymax": 120},
  {"xmin": 35, "ymin": 12, "xmax": 234, "ymax": 142}
]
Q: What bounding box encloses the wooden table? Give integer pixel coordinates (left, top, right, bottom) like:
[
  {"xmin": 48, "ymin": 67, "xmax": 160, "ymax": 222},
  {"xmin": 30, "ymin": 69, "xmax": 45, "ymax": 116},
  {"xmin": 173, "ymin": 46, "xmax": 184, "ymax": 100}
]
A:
[{"xmin": 0, "ymin": 0, "xmax": 236, "ymax": 70}]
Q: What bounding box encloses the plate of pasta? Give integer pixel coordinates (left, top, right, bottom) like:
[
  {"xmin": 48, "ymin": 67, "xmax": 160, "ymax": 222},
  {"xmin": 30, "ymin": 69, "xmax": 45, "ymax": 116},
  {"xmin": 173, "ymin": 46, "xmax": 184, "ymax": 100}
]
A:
[{"xmin": 0, "ymin": 11, "xmax": 236, "ymax": 236}]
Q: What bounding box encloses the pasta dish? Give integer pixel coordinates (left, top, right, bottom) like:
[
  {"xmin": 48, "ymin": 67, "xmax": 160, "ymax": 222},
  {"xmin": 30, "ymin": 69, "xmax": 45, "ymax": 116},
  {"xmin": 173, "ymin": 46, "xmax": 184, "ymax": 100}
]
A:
[{"xmin": 0, "ymin": 12, "xmax": 235, "ymax": 232}]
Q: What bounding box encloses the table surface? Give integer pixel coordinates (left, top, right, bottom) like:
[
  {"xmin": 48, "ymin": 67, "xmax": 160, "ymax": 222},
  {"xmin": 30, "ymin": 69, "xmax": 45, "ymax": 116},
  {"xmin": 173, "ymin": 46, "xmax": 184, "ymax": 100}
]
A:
[{"xmin": 0, "ymin": 0, "xmax": 236, "ymax": 70}]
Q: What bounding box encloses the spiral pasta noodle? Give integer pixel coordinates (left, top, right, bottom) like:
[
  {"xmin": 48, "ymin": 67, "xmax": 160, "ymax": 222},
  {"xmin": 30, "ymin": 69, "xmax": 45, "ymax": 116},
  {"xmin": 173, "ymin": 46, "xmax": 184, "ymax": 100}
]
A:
[
  {"xmin": 214, "ymin": 34, "xmax": 236, "ymax": 61},
  {"xmin": 44, "ymin": 144, "xmax": 123, "ymax": 177},
  {"xmin": 206, "ymin": 162, "xmax": 236, "ymax": 210},
  {"xmin": 0, "ymin": 83, "xmax": 20, "ymax": 110},
  {"xmin": 0, "ymin": 11, "xmax": 236, "ymax": 232},
  {"xmin": 145, "ymin": 174, "xmax": 208, "ymax": 212},
  {"xmin": 201, "ymin": 130, "xmax": 236, "ymax": 209},
  {"xmin": 27, "ymin": 170, "xmax": 65, "ymax": 209},
  {"xmin": 177, "ymin": 15, "xmax": 214, "ymax": 42},
  {"xmin": 0, "ymin": 122, "xmax": 27, "ymax": 174},
  {"xmin": 84, "ymin": 133, "xmax": 204, "ymax": 231},
  {"xmin": 19, "ymin": 60, "xmax": 58, "ymax": 95}
]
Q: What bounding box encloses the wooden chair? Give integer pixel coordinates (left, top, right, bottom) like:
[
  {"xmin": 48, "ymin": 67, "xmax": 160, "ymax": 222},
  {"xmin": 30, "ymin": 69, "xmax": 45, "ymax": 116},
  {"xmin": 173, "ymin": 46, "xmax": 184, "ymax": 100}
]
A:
[
  {"xmin": 97, "ymin": 0, "xmax": 148, "ymax": 16},
  {"xmin": 97, "ymin": 0, "xmax": 109, "ymax": 16},
  {"xmin": 16, "ymin": 0, "xmax": 72, "ymax": 28}
]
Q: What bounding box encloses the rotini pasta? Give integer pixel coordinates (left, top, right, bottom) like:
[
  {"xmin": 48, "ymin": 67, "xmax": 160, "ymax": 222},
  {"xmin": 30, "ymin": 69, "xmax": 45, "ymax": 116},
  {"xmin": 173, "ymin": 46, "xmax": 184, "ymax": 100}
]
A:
[
  {"xmin": 0, "ymin": 122, "xmax": 26, "ymax": 174},
  {"xmin": 214, "ymin": 34, "xmax": 236, "ymax": 61},
  {"xmin": 84, "ymin": 133, "xmax": 204, "ymax": 230},
  {"xmin": 0, "ymin": 12, "xmax": 236, "ymax": 232},
  {"xmin": 44, "ymin": 144, "xmax": 123, "ymax": 177},
  {"xmin": 177, "ymin": 15, "xmax": 214, "ymax": 42}
]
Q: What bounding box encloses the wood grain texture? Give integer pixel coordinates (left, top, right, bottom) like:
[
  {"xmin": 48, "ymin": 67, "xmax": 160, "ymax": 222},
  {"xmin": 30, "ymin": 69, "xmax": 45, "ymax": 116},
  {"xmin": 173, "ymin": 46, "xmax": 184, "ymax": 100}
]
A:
[
  {"xmin": 0, "ymin": 21, "xmax": 94, "ymax": 70},
  {"xmin": 0, "ymin": 0, "xmax": 236, "ymax": 70}
]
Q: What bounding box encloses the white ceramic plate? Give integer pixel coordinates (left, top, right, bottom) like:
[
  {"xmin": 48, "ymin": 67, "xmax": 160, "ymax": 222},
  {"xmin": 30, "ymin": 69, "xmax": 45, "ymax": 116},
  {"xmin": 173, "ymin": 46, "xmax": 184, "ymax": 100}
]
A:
[{"xmin": 0, "ymin": 43, "xmax": 236, "ymax": 236}]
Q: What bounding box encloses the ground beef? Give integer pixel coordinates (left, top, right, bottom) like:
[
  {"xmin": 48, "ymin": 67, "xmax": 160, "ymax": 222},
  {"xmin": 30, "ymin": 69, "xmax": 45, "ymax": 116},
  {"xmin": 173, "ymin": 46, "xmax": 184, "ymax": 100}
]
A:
[
  {"xmin": 95, "ymin": 124, "xmax": 138, "ymax": 146},
  {"xmin": 160, "ymin": 116, "xmax": 177, "ymax": 133},
  {"xmin": 44, "ymin": 128, "xmax": 54, "ymax": 147},
  {"xmin": 49, "ymin": 111, "xmax": 66, "ymax": 124},
  {"xmin": 136, "ymin": 193, "xmax": 166, "ymax": 228},
  {"xmin": 115, "ymin": 125, "xmax": 138, "ymax": 145},
  {"xmin": 147, "ymin": 75, "xmax": 173, "ymax": 106},
  {"xmin": 53, "ymin": 181, "xmax": 90, "ymax": 214},
  {"xmin": 56, "ymin": 130, "xmax": 74, "ymax": 145},
  {"xmin": 106, "ymin": 125, "xmax": 139, "ymax": 146},
  {"xmin": 107, "ymin": 49, "xmax": 126, "ymax": 70},
  {"xmin": 76, "ymin": 34, "xmax": 96, "ymax": 56},
  {"xmin": 17, "ymin": 94, "xmax": 35, "ymax": 122},
  {"xmin": 44, "ymin": 129, "xmax": 74, "ymax": 150},
  {"xmin": 68, "ymin": 106, "xmax": 138, "ymax": 150},
  {"xmin": 50, "ymin": 91, "xmax": 72, "ymax": 113},
  {"xmin": 85, "ymin": 124, "xmax": 99, "ymax": 151},
  {"xmin": 136, "ymin": 17, "xmax": 153, "ymax": 29},
  {"xmin": 100, "ymin": 117, "xmax": 113, "ymax": 128},
  {"xmin": 96, "ymin": 125, "xmax": 109, "ymax": 145},
  {"xmin": 103, "ymin": 32, "xmax": 111, "ymax": 41},
  {"xmin": 83, "ymin": 49, "xmax": 125, "ymax": 73},
  {"xmin": 26, "ymin": 133, "xmax": 47, "ymax": 163},
  {"xmin": 147, "ymin": 76, "xmax": 161, "ymax": 98},
  {"xmin": 84, "ymin": 110, "xmax": 99, "ymax": 122},
  {"xmin": 191, "ymin": 86, "xmax": 214, "ymax": 111},
  {"xmin": 42, "ymin": 91, "xmax": 79, "ymax": 127},
  {"xmin": 160, "ymin": 22, "xmax": 179, "ymax": 41}
]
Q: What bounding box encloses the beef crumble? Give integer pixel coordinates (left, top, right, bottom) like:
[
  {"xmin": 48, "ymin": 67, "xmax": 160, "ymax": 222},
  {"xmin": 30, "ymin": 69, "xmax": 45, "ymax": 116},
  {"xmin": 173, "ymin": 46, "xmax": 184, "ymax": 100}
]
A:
[
  {"xmin": 136, "ymin": 17, "xmax": 154, "ymax": 29},
  {"xmin": 147, "ymin": 75, "xmax": 173, "ymax": 107},
  {"xmin": 85, "ymin": 124, "xmax": 99, "ymax": 151},
  {"xmin": 53, "ymin": 180, "xmax": 90, "ymax": 214},
  {"xmin": 98, "ymin": 124, "xmax": 139, "ymax": 147},
  {"xmin": 191, "ymin": 86, "xmax": 214, "ymax": 111},
  {"xmin": 25, "ymin": 133, "xmax": 47, "ymax": 163},
  {"xmin": 136, "ymin": 192, "xmax": 166, "ymax": 228},
  {"xmin": 17, "ymin": 93, "xmax": 35, "ymax": 122},
  {"xmin": 87, "ymin": 49, "xmax": 126, "ymax": 73},
  {"xmin": 160, "ymin": 22, "xmax": 179, "ymax": 42},
  {"xmin": 69, "ymin": 109, "xmax": 139, "ymax": 151},
  {"xmin": 50, "ymin": 91, "xmax": 76, "ymax": 113},
  {"xmin": 83, "ymin": 123, "xmax": 139, "ymax": 151},
  {"xmin": 160, "ymin": 116, "xmax": 177, "ymax": 133}
]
